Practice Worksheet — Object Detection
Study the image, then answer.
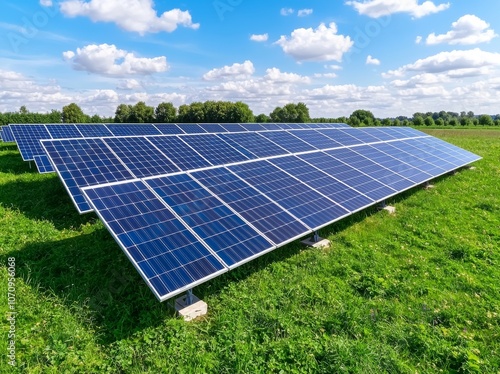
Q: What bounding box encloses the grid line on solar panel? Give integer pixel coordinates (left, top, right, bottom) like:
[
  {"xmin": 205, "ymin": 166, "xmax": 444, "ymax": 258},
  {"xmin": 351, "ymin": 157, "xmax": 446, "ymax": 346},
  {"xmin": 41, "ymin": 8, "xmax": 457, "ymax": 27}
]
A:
[
  {"xmin": 154, "ymin": 124, "xmax": 185, "ymax": 134},
  {"xmin": 34, "ymin": 154, "xmax": 55, "ymax": 173},
  {"xmin": 268, "ymin": 156, "xmax": 375, "ymax": 213},
  {"xmin": 229, "ymin": 160, "xmax": 350, "ymax": 230},
  {"xmin": 145, "ymin": 174, "xmax": 275, "ymax": 268},
  {"xmin": 46, "ymin": 124, "xmax": 84, "ymax": 139},
  {"xmin": 190, "ymin": 167, "xmax": 311, "ymax": 246},
  {"xmin": 258, "ymin": 130, "xmax": 316, "ymax": 153},
  {"xmin": 220, "ymin": 123, "xmax": 247, "ymax": 132},
  {"xmin": 2, "ymin": 126, "xmax": 16, "ymax": 142},
  {"xmin": 41, "ymin": 138, "xmax": 135, "ymax": 213},
  {"xmin": 103, "ymin": 137, "xmax": 180, "ymax": 178},
  {"xmin": 218, "ymin": 132, "xmax": 290, "ymax": 158},
  {"xmin": 290, "ymin": 129, "xmax": 344, "ymax": 149},
  {"xmin": 81, "ymin": 180, "xmax": 227, "ymax": 301},
  {"xmin": 176, "ymin": 124, "xmax": 207, "ymax": 134},
  {"xmin": 180, "ymin": 134, "xmax": 250, "ymax": 165},
  {"xmin": 10, "ymin": 124, "xmax": 52, "ymax": 161}
]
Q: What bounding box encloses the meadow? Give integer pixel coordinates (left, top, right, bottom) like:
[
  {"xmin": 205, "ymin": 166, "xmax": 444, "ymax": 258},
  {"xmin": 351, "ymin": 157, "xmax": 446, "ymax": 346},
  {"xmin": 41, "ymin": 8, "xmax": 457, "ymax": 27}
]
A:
[{"xmin": 0, "ymin": 129, "xmax": 499, "ymax": 373}]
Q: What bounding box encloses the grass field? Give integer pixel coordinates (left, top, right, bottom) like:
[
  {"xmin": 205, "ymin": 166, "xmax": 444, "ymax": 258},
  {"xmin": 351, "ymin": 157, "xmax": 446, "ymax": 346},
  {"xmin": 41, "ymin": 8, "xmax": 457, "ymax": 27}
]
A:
[{"xmin": 0, "ymin": 129, "xmax": 499, "ymax": 373}]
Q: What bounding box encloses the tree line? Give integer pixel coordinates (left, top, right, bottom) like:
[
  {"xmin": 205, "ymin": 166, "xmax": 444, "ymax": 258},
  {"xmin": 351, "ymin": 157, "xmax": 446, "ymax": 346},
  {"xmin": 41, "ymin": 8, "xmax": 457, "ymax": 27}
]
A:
[{"xmin": 1, "ymin": 102, "xmax": 499, "ymax": 127}]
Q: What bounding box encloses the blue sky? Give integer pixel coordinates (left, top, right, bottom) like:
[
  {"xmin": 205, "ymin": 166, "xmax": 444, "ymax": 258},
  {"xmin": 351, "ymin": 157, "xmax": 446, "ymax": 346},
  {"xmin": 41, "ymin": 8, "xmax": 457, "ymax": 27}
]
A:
[{"xmin": 1, "ymin": 0, "xmax": 499, "ymax": 118}]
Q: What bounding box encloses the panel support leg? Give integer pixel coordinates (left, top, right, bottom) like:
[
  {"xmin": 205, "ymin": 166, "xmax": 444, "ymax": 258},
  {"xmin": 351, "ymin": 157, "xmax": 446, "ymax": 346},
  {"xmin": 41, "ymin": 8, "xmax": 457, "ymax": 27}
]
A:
[
  {"xmin": 175, "ymin": 290, "xmax": 208, "ymax": 322},
  {"xmin": 378, "ymin": 200, "xmax": 396, "ymax": 214},
  {"xmin": 424, "ymin": 181, "xmax": 435, "ymax": 190}
]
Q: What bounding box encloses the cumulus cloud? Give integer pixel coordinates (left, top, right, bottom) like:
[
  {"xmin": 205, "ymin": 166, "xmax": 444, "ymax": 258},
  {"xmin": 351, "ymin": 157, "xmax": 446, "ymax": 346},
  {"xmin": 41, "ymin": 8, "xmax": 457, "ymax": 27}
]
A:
[
  {"xmin": 275, "ymin": 23, "xmax": 353, "ymax": 62},
  {"xmin": 203, "ymin": 60, "xmax": 255, "ymax": 81},
  {"xmin": 425, "ymin": 15, "xmax": 497, "ymax": 45},
  {"xmin": 298, "ymin": 9, "xmax": 313, "ymax": 17},
  {"xmin": 63, "ymin": 44, "xmax": 168, "ymax": 76},
  {"xmin": 264, "ymin": 68, "xmax": 311, "ymax": 84},
  {"xmin": 250, "ymin": 33, "xmax": 269, "ymax": 42},
  {"xmin": 314, "ymin": 73, "xmax": 338, "ymax": 78},
  {"xmin": 59, "ymin": 0, "xmax": 199, "ymax": 35},
  {"xmin": 415, "ymin": 36, "xmax": 423, "ymax": 44},
  {"xmin": 366, "ymin": 55, "xmax": 381, "ymax": 65},
  {"xmin": 117, "ymin": 79, "xmax": 143, "ymax": 90},
  {"xmin": 280, "ymin": 8, "xmax": 294, "ymax": 16},
  {"xmin": 383, "ymin": 48, "xmax": 500, "ymax": 77},
  {"xmin": 346, "ymin": 0, "xmax": 450, "ymax": 19},
  {"xmin": 40, "ymin": 0, "xmax": 53, "ymax": 6}
]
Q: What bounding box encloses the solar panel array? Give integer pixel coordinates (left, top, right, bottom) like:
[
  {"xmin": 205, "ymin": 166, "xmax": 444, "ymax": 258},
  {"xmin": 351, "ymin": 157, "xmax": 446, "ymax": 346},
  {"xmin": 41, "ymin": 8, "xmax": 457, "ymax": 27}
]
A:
[
  {"xmin": 40, "ymin": 126, "xmax": 482, "ymax": 301},
  {"xmin": 4, "ymin": 123, "xmax": 349, "ymax": 173},
  {"xmin": 1, "ymin": 125, "xmax": 16, "ymax": 142}
]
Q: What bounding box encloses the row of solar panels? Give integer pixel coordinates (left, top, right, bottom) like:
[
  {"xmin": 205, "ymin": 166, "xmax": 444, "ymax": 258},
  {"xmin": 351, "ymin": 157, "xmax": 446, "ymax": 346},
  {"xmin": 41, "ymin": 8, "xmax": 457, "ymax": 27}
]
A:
[{"xmin": 40, "ymin": 127, "xmax": 481, "ymax": 301}]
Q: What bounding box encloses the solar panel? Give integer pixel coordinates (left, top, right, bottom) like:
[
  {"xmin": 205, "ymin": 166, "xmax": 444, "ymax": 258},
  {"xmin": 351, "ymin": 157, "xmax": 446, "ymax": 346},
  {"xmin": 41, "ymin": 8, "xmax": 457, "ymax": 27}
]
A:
[
  {"xmin": 294, "ymin": 129, "xmax": 344, "ymax": 149},
  {"xmin": 176, "ymin": 124, "xmax": 207, "ymax": 134},
  {"xmin": 145, "ymin": 174, "xmax": 275, "ymax": 267},
  {"xmin": 2, "ymin": 126, "xmax": 16, "ymax": 142},
  {"xmin": 34, "ymin": 154, "xmax": 55, "ymax": 173},
  {"xmin": 319, "ymin": 129, "xmax": 364, "ymax": 146},
  {"xmin": 76, "ymin": 124, "xmax": 113, "ymax": 137},
  {"xmin": 198, "ymin": 123, "xmax": 227, "ymax": 133},
  {"xmin": 107, "ymin": 124, "xmax": 162, "ymax": 136},
  {"xmin": 10, "ymin": 124, "xmax": 51, "ymax": 161},
  {"xmin": 181, "ymin": 134, "xmax": 250, "ymax": 165},
  {"xmin": 218, "ymin": 132, "xmax": 289, "ymax": 158},
  {"xmin": 46, "ymin": 124, "xmax": 83, "ymax": 139},
  {"xmin": 103, "ymin": 137, "xmax": 180, "ymax": 178},
  {"xmin": 0, "ymin": 128, "xmax": 3, "ymax": 141},
  {"xmin": 81, "ymin": 180, "xmax": 227, "ymax": 301},
  {"xmin": 220, "ymin": 123, "xmax": 247, "ymax": 132},
  {"xmin": 148, "ymin": 136, "xmax": 212, "ymax": 171},
  {"xmin": 259, "ymin": 131, "xmax": 316, "ymax": 153},
  {"xmin": 229, "ymin": 160, "xmax": 350, "ymax": 230},
  {"xmin": 191, "ymin": 167, "xmax": 310, "ymax": 246},
  {"xmin": 240, "ymin": 123, "xmax": 266, "ymax": 131},
  {"xmin": 154, "ymin": 124, "xmax": 185, "ymax": 135},
  {"xmin": 41, "ymin": 138, "xmax": 134, "ymax": 213}
]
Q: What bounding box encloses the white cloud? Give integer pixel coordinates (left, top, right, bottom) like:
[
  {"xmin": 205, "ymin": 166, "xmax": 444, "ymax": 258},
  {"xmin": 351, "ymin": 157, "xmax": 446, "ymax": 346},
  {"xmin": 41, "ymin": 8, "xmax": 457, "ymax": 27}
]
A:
[
  {"xmin": 346, "ymin": 0, "xmax": 450, "ymax": 19},
  {"xmin": 426, "ymin": 15, "xmax": 497, "ymax": 45},
  {"xmin": 264, "ymin": 68, "xmax": 311, "ymax": 84},
  {"xmin": 383, "ymin": 48, "xmax": 500, "ymax": 77},
  {"xmin": 63, "ymin": 44, "xmax": 168, "ymax": 76},
  {"xmin": 314, "ymin": 73, "xmax": 338, "ymax": 78},
  {"xmin": 416, "ymin": 36, "xmax": 423, "ymax": 44},
  {"xmin": 275, "ymin": 23, "xmax": 353, "ymax": 62},
  {"xmin": 325, "ymin": 64, "xmax": 343, "ymax": 70},
  {"xmin": 59, "ymin": 0, "xmax": 199, "ymax": 35},
  {"xmin": 203, "ymin": 60, "xmax": 255, "ymax": 81},
  {"xmin": 298, "ymin": 9, "xmax": 313, "ymax": 17},
  {"xmin": 117, "ymin": 79, "xmax": 143, "ymax": 90},
  {"xmin": 366, "ymin": 55, "xmax": 381, "ymax": 65},
  {"xmin": 250, "ymin": 33, "xmax": 269, "ymax": 42},
  {"xmin": 40, "ymin": 0, "xmax": 53, "ymax": 6},
  {"xmin": 280, "ymin": 8, "xmax": 294, "ymax": 16}
]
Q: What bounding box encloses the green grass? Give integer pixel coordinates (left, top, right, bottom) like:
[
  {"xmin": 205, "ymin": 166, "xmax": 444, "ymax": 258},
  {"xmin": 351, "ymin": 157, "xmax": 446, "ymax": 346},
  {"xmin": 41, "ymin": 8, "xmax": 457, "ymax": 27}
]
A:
[{"xmin": 0, "ymin": 130, "xmax": 499, "ymax": 373}]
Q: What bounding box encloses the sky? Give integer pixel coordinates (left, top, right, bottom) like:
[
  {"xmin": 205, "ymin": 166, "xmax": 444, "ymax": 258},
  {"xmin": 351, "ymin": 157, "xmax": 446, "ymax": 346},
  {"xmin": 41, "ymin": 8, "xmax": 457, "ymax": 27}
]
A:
[{"xmin": 0, "ymin": 0, "xmax": 499, "ymax": 118}]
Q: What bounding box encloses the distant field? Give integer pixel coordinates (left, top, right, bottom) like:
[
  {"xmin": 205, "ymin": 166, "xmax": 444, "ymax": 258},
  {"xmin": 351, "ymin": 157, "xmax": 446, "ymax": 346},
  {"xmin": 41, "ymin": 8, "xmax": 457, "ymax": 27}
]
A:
[{"xmin": 0, "ymin": 129, "xmax": 499, "ymax": 373}]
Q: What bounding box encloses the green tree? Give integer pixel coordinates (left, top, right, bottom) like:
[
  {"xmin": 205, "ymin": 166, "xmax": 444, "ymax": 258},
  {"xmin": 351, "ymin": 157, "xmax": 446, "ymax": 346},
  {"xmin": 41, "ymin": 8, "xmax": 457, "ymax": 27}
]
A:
[
  {"xmin": 227, "ymin": 101, "xmax": 254, "ymax": 123},
  {"xmin": 255, "ymin": 113, "xmax": 269, "ymax": 123},
  {"xmin": 448, "ymin": 118, "xmax": 459, "ymax": 127},
  {"xmin": 381, "ymin": 118, "xmax": 392, "ymax": 127},
  {"xmin": 392, "ymin": 118, "xmax": 400, "ymax": 127},
  {"xmin": 478, "ymin": 114, "xmax": 494, "ymax": 126},
  {"xmin": 270, "ymin": 103, "xmax": 310, "ymax": 123},
  {"xmin": 424, "ymin": 116, "xmax": 435, "ymax": 127},
  {"xmin": 349, "ymin": 109, "xmax": 375, "ymax": 127},
  {"xmin": 413, "ymin": 115, "xmax": 424, "ymax": 127},
  {"xmin": 155, "ymin": 102, "xmax": 177, "ymax": 123},
  {"xmin": 62, "ymin": 103, "xmax": 85, "ymax": 123},
  {"xmin": 114, "ymin": 104, "xmax": 132, "ymax": 123},
  {"xmin": 460, "ymin": 116, "xmax": 472, "ymax": 126},
  {"xmin": 435, "ymin": 118, "xmax": 444, "ymax": 126},
  {"xmin": 129, "ymin": 101, "xmax": 154, "ymax": 123}
]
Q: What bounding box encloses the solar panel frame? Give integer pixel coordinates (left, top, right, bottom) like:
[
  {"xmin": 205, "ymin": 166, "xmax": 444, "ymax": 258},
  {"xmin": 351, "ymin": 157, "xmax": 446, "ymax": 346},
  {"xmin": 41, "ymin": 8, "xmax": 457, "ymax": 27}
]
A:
[{"xmin": 10, "ymin": 124, "xmax": 52, "ymax": 161}]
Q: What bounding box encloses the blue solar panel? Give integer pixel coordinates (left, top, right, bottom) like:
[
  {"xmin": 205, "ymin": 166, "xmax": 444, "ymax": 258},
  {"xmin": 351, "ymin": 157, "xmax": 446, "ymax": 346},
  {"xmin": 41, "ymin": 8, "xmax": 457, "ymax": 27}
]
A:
[
  {"xmin": 82, "ymin": 180, "xmax": 227, "ymax": 301},
  {"xmin": 177, "ymin": 124, "xmax": 207, "ymax": 134},
  {"xmin": 2, "ymin": 126, "xmax": 15, "ymax": 142},
  {"xmin": 0, "ymin": 128, "xmax": 3, "ymax": 141},
  {"xmin": 220, "ymin": 123, "xmax": 247, "ymax": 132},
  {"xmin": 76, "ymin": 124, "xmax": 113, "ymax": 137},
  {"xmin": 10, "ymin": 124, "xmax": 51, "ymax": 161},
  {"xmin": 293, "ymin": 129, "xmax": 344, "ymax": 149},
  {"xmin": 361, "ymin": 127, "xmax": 400, "ymax": 141},
  {"xmin": 46, "ymin": 124, "xmax": 83, "ymax": 139},
  {"xmin": 103, "ymin": 137, "xmax": 180, "ymax": 178},
  {"xmin": 33, "ymin": 154, "xmax": 54, "ymax": 173},
  {"xmin": 145, "ymin": 174, "xmax": 274, "ymax": 268},
  {"xmin": 269, "ymin": 156, "xmax": 374, "ymax": 213},
  {"xmin": 155, "ymin": 124, "xmax": 184, "ymax": 134},
  {"xmin": 218, "ymin": 132, "xmax": 289, "ymax": 158},
  {"xmin": 326, "ymin": 147, "xmax": 415, "ymax": 192},
  {"xmin": 241, "ymin": 123, "xmax": 266, "ymax": 131},
  {"xmin": 342, "ymin": 128, "xmax": 380, "ymax": 144},
  {"xmin": 391, "ymin": 139, "xmax": 457, "ymax": 171},
  {"xmin": 181, "ymin": 134, "xmax": 250, "ymax": 165},
  {"xmin": 198, "ymin": 123, "xmax": 227, "ymax": 133},
  {"xmin": 319, "ymin": 129, "xmax": 364, "ymax": 146},
  {"xmin": 41, "ymin": 138, "xmax": 134, "ymax": 213},
  {"xmin": 229, "ymin": 160, "xmax": 350, "ymax": 230},
  {"xmin": 148, "ymin": 136, "xmax": 212, "ymax": 170},
  {"xmin": 107, "ymin": 124, "xmax": 161, "ymax": 136},
  {"xmin": 259, "ymin": 131, "xmax": 316, "ymax": 153},
  {"xmin": 191, "ymin": 167, "xmax": 310, "ymax": 245},
  {"xmin": 411, "ymin": 137, "xmax": 480, "ymax": 168}
]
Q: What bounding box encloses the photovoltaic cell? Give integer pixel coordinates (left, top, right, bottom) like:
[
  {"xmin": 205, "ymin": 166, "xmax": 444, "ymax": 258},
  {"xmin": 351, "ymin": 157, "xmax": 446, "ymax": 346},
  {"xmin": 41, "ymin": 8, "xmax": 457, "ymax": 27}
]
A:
[
  {"xmin": 46, "ymin": 124, "xmax": 83, "ymax": 139},
  {"xmin": 76, "ymin": 124, "xmax": 113, "ymax": 137},
  {"xmin": 269, "ymin": 156, "xmax": 374, "ymax": 212},
  {"xmin": 229, "ymin": 160, "xmax": 350, "ymax": 230},
  {"xmin": 220, "ymin": 123, "xmax": 247, "ymax": 132},
  {"xmin": 148, "ymin": 136, "xmax": 212, "ymax": 171},
  {"xmin": 198, "ymin": 123, "xmax": 227, "ymax": 133},
  {"xmin": 103, "ymin": 137, "xmax": 180, "ymax": 178},
  {"xmin": 241, "ymin": 123, "xmax": 266, "ymax": 131},
  {"xmin": 181, "ymin": 134, "xmax": 250, "ymax": 165},
  {"xmin": 41, "ymin": 138, "xmax": 134, "ymax": 213},
  {"xmin": 107, "ymin": 124, "xmax": 161, "ymax": 136},
  {"xmin": 82, "ymin": 180, "xmax": 226, "ymax": 301},
  {"xmin": 191, "ymin": 167, "xmax": 310, "ymax": 245},
  {"xmin": 320, "ymin": 129, "xmax": 364, "ymax": 146},
  {"xmin": 34, "ymin": 154, "xmax": 55, "ymax": 173},
  {"xmin": 218, "ymin": 132, "xmax": 289, "ymax": 158},
  {"xmin": 2, "ymin": 126, "xmax": 15, "ymax": 142},
  {"xmin": 154, "ymin": 124, "xmax": 184, "ymax": 134},
  {"xmin": 145, "ymin": 174, "xmax": 274, "ymax": 268},
  {"xmin": 292, "ymin": 129, "xmax": 343, "ymax": 149},
  {"xmin": 10, "ymin": 124, "xmax": 51, "ymax": 161},
  {"xmin": 259, "ymin": 131, "xmax": 316, "ymax": 153},
  {"xmin": 177, "ymin": 124, "xmax": 207, "ymax": 134}
]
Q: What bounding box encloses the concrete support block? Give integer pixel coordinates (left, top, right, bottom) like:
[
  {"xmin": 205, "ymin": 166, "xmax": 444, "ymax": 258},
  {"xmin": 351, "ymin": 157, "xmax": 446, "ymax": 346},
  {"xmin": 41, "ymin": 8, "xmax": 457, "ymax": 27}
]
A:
[
  {"xmin": 301, "ymin": 236, "xmax": 330, "ymax": 248},
  {"xmin": 379, "ymin": 205, "xmax": 396, "ymax": 214},
  {"xmin": 175, "ymin": 294, "xmax": 207, "ymax": 322}
]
